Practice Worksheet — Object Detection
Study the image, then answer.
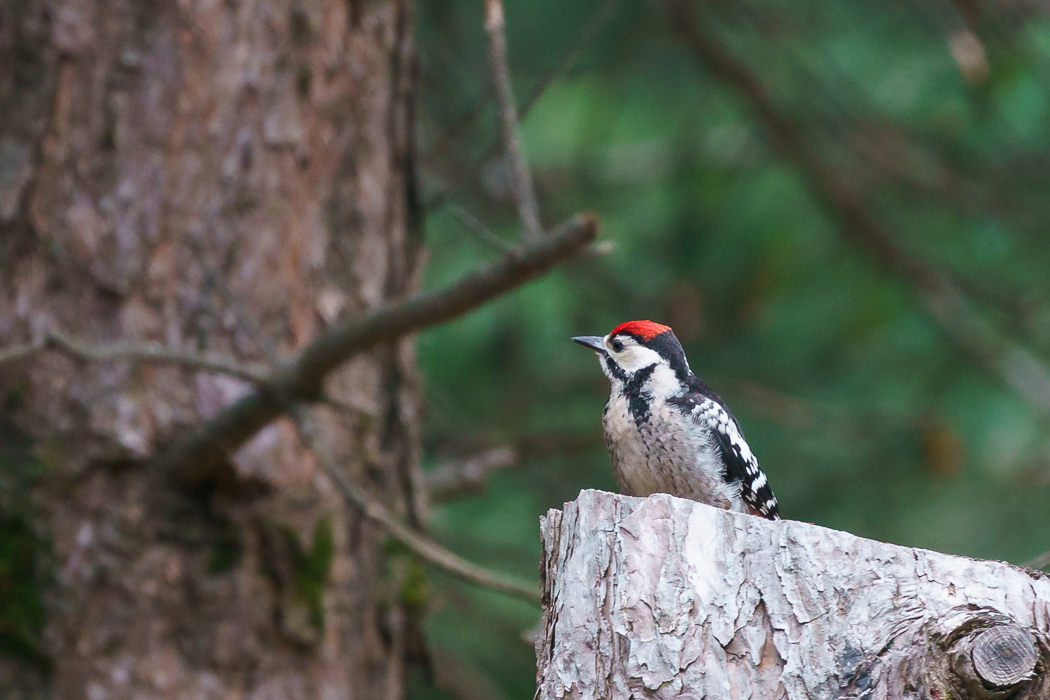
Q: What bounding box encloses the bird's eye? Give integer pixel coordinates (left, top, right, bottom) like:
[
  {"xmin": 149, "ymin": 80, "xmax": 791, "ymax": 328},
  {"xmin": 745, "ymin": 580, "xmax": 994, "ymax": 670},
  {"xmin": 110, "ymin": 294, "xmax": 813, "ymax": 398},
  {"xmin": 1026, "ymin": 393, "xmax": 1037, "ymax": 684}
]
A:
[{"xmin": 610, "ymin": 339, "xmax": 625, "ymax": 353}]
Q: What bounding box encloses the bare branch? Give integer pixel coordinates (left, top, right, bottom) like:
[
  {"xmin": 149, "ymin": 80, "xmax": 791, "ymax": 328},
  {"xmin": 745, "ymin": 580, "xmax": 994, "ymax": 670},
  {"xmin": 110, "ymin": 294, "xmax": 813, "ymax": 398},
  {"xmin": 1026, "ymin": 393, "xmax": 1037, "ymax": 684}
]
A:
[
  {"xmin": 294, "ymin": 409, "xmax": 540, "ymax": 603},
  {"xmin": 158, "ymin": 213, "xmax": 599, "ymax": 489},
  {"xmin": 448, "ymin": 202, "xmax": 613, "ymax": 257},
  {"xmin": 48, "ymin": 330, "xmax": 268, "ymax": 382},
  {"xmin": 425, "ymin": 447, "xmax": 518, "ymax": 502},
  {"xmin": 436, "ymin": 430, "xmax": 602, "ymax": 465},
  {"xmin": 0, "ymin": 341, "xmax": 40, "ymax": 365},
  {"xmin": 485, "ymin": 0, "xmax": 543, "ymax": 242},
  {"xmin": 0, "ymin": 330, "xmax": 267, "ymax": 383},
  {"xmin": 664, "ymin": 1, "xmax": 1050, "ymax": 416},
  {"xmin": 1023, "ymin": 550, "xmax": 1050, "ymax": 571}
]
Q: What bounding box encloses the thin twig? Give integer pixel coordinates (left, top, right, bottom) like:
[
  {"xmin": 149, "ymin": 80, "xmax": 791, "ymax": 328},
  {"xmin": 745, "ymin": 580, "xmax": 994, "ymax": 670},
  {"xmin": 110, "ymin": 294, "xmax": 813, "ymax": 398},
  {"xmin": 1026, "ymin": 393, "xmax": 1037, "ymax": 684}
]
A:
[
  {"xmin": 664, "ymin": 0, "xmax": 1050, "ymax": 416},
  {"xmin": 449, "ymin": 205, "xmax": 515, "ymax": 252},
  {"xmin": 48, "ymin": 330, "xmax": 269, "ymax": 383},
  {"xmin": 523, "ymin": 0, "xmax": 621, "ymax": 109},
  {"xmin": 0, "ymin": 330, "xmax": 267, "ymax": 383},
  {"xmin": 485, "ymin": 0, "xmax": 543, "ymax": 242},
  {"xmin": 294, "ymin": 409, "xmax": 540, "ymax": 602},
  {"xmin": 424, "ymin": 0, "xmax": 620, "ymax": 212},
  {"xmin": 425, "ymin": 447, "xmax": 518, "ymax": 502},
  {"xmin": 158, "ymin": 213, "xmax": 599, "ymax": 489}
]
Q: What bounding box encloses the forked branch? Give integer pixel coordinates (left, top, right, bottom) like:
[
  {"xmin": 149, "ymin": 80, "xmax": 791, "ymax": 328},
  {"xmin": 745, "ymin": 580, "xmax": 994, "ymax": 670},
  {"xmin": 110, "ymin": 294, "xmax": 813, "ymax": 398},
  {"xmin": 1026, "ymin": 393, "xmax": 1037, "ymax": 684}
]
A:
[{"xmin": 158, "ymin": 213, "xmax": 599, "ymax": 488}]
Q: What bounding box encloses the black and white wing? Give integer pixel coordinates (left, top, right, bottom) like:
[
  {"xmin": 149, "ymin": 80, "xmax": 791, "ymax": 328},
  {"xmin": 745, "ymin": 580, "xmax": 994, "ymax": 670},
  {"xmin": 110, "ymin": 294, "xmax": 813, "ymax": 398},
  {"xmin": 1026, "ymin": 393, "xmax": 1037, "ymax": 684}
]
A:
[{"xmin": 675, "ymin": 387, "xmax": 780, "ymax": 520}]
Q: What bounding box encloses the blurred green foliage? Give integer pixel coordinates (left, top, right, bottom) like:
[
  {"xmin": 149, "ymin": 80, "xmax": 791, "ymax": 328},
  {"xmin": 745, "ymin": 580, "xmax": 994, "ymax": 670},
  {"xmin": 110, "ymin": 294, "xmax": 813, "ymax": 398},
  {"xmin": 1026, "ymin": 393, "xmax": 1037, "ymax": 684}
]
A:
[{"xmin": 412, "ymin": 0, "xmax": 1050, "ymax": 696}]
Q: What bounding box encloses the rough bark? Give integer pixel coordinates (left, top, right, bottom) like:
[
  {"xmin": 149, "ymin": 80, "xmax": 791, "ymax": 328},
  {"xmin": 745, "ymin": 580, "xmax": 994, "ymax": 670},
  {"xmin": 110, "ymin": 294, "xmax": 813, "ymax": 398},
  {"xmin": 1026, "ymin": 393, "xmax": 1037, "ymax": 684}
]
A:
[
  {"xmin": 537, "ymin": 490, "xmax": 1050, "ymax": 700},
  {"xmin": 0, "ymin": 0, "xmax": 421, "ymax": 698}
]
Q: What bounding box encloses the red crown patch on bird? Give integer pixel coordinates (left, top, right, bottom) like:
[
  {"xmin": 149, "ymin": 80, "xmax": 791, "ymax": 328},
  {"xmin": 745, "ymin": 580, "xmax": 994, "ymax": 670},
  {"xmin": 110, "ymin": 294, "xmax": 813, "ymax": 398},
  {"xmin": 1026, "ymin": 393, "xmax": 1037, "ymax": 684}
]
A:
[{"xmin": 610, "ymin": 320, "xmax": 672, "ymax": 341}]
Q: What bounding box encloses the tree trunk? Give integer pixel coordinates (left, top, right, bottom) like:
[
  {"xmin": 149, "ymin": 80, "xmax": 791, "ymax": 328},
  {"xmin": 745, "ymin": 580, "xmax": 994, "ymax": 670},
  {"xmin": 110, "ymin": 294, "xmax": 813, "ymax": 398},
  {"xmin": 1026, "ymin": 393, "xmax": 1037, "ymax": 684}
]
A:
[
  {"xmin": 537, "ymin": 490, "xmax": 1050, "ymax": 700},
  {"xmin": 0, "ymin": 0, "xmax": 421, "ymax": 698}
]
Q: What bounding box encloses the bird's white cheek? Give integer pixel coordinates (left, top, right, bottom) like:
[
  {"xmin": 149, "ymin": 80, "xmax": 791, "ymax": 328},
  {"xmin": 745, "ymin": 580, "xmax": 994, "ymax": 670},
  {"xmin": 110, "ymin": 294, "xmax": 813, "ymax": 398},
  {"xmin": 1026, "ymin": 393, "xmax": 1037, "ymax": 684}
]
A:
[{"xmin": 617, "ymin": 346, "xmax": 662, "ymax": 373}]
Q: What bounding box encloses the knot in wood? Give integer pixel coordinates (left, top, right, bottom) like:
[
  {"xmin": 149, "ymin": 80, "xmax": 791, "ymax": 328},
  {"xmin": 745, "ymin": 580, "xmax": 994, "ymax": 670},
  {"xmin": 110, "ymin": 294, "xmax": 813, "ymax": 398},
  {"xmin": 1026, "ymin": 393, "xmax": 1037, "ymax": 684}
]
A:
[{"xmin": 971, "ymin": 626, "xmax": 1037, "ymax": 688}]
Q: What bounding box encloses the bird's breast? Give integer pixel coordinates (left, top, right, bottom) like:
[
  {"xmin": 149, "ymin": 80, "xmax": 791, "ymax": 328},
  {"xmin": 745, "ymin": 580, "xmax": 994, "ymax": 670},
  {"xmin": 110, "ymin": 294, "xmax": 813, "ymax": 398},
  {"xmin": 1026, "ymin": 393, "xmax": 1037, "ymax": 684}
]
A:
[
  {"xmin": 603, "ymin": 392, "xmax": 657, "ymax": 495},
  {"xmin": 602, "ymin": 393, "xmax": 732, "ymax": 507}
]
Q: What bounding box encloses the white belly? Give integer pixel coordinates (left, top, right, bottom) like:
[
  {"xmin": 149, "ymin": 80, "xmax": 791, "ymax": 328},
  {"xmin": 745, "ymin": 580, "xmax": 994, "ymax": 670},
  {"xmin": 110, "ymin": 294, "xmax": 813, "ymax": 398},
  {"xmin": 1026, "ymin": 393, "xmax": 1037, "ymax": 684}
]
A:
[{"xmin": 603, "ymin": 393, "xmax": 740, "ymax": 510}]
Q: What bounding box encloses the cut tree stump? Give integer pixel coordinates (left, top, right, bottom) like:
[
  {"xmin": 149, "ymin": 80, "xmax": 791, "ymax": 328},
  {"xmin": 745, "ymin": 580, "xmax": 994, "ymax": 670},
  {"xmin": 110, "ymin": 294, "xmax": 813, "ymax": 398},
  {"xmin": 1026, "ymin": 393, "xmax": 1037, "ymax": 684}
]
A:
[{"xmin": 536, "ymin": 490, "xmax": 1050, "ymax": 699}]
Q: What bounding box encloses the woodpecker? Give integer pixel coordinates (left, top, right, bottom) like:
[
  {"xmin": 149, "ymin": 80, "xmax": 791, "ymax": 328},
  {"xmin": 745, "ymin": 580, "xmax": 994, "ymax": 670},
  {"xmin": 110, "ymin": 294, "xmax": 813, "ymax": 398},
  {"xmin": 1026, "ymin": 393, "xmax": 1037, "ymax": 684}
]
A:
[{"xmin": 572, "ymin": 320, "xmax": 779, "ymax": 520}]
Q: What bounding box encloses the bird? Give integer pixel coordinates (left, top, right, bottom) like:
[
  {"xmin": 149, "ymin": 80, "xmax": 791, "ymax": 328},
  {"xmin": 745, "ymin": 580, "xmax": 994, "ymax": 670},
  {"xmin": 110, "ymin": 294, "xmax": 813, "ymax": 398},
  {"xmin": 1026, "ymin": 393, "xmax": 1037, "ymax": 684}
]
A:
[{"xmin": 572, "ymin": 320, "xmax": 779, "ymax": 520}]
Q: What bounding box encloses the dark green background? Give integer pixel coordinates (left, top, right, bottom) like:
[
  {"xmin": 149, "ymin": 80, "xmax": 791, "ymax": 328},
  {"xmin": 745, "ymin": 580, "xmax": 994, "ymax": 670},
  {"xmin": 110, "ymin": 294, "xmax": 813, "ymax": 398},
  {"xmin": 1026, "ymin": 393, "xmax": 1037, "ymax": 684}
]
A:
[{"xmin": 413, "ymin": 1, "xmax": 1050, "ymax": 697}]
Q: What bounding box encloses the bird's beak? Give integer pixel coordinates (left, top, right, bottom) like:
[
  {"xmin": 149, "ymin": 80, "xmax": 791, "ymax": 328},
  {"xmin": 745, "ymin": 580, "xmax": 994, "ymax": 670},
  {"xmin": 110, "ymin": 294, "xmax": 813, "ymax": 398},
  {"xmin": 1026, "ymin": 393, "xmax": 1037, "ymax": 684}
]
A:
[{"xmin": 571, "ymin": 335, "xmax": 607, "ymax": 355}]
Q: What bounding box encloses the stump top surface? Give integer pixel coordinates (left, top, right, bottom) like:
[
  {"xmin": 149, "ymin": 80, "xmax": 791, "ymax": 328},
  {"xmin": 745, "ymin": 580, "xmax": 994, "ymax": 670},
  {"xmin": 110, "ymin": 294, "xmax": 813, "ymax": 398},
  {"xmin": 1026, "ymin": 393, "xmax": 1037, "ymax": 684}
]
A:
[{"xmin": 972, "ymin": 626, "xmax": 1038, "ymax": 687}]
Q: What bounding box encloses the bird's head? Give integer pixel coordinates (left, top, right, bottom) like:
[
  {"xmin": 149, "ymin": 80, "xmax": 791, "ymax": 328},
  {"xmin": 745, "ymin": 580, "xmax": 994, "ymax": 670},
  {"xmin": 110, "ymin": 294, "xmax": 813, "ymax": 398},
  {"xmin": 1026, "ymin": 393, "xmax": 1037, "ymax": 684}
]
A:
[{"xmin": 572, "ymin": 320, "xmax": 691, "ymax": 389}]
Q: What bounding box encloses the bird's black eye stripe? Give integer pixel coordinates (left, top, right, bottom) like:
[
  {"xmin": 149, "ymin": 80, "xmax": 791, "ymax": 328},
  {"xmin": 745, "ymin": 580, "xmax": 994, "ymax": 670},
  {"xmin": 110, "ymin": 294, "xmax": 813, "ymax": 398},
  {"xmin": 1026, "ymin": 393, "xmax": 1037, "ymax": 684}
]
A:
[{"xmin": 610, "ymin": 338, "xmax": 624, "ymax": 352}]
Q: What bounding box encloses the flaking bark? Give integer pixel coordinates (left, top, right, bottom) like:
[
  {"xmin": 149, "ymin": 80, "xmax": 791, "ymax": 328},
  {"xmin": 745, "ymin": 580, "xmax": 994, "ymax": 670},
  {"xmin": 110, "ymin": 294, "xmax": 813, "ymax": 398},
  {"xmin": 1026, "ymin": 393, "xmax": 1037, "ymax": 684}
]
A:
[{"xmin": 537, "ymin": 490, "xmax": 1050, "ymax": 699}]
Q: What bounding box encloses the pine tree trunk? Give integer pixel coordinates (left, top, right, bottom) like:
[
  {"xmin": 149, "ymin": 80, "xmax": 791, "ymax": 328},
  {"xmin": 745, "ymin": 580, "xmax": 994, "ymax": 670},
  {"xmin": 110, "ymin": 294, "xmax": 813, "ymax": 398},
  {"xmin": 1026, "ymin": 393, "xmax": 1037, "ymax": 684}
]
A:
[
  {"xmin": 537, "ymin": 490, "xmax": 1050, "ymax": 700},
  {"xmin": 0, "ymin": 0, "xmax": 421, "ymax": 697}
]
